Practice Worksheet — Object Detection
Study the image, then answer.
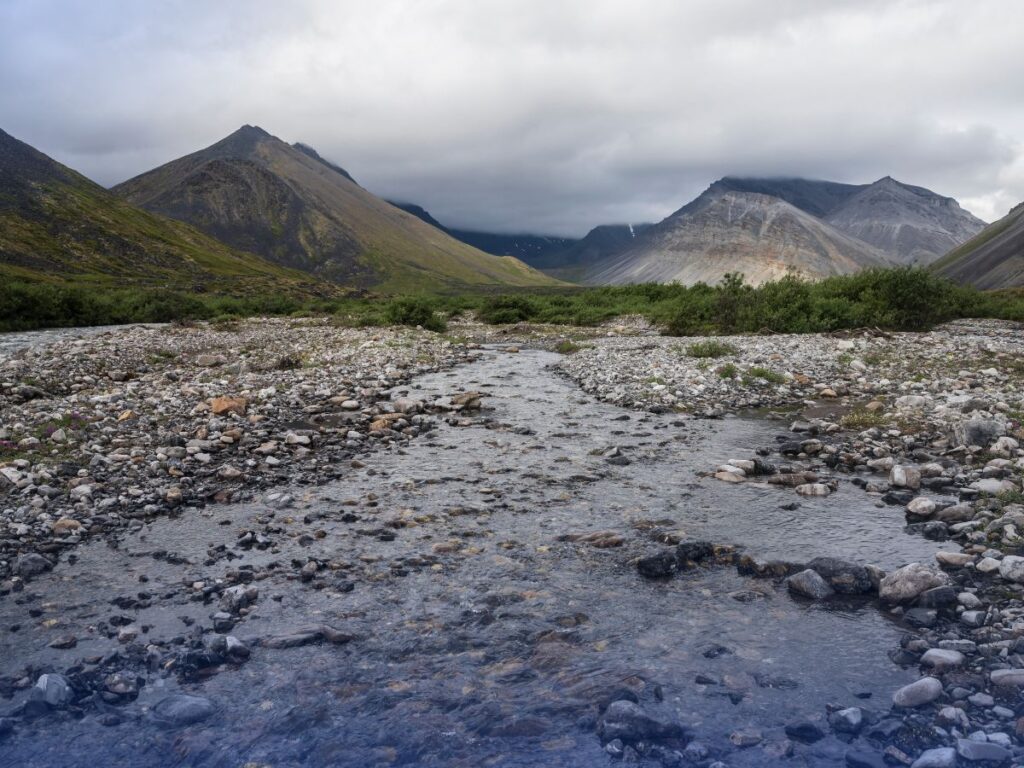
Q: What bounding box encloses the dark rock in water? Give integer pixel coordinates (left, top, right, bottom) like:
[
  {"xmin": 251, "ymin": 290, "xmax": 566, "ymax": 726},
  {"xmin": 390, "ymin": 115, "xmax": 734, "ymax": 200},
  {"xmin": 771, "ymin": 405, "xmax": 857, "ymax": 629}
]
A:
[
  {"xmin": 737, "ymin": 555, "xmax": 803, "ymax": 578},
  {"xmin": 780, "ymin": 441, "xmax": 804, "ymax": 455},
  {"xmin": 786, "ymin": 568, "xmax": 834, "ymax": 599},
  {"xmin": 903, "ymin": 607, "xmax": 938, "ymax": 628},
  {"xmin": 916, "ymin": 586, "xmax": 957, "ymax": 611},
  {"xmin": 882, "ymin": 490, "xmax": 916, "ymax": 506},
  {"xmin": 828, "ymin": 707, "xmax": 863, "ymax": 734},
  {"xmin": 597, "ymin": 699, "xmax": 687, "ymax": 744},
  {"xmin": 151, "ymin": 694, "xmax": 215, "ymax": 726},
  {"xmin": 751, "ymin": 459, "xmax": 777, "ymax": 476},
  {"xmin": 701, "ymin": 643, "xmax": 732, "ymax": 659},
  {"xmin": 806, "ymin": 557, "xmax": 874, "ymax": 594},
  {"xmin": 637, "ymin": 551, "xmax": 679, "ymax": 579},
  {"xmin": 784, "ymin": 718, "xmax": 826, "ymax": 743},
  {"xmin": 675, "ymin": 541, "xmax": 713, "ymax": 564},
  {"xmin": 15, "ymin": 553, "xmax": 54, "ymax": 578},
  {"xmin": 754, "ymin": 673, "xmax": 799, "ymax": 690}
]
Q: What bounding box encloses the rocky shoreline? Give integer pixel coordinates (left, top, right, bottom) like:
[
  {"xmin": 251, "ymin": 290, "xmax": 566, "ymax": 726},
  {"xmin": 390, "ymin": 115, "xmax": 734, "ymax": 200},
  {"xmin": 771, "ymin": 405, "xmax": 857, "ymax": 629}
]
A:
[
  {"xmin": 0, "ymin": 318, "xmax": 478, "ymax": 586},
  {"xmin": 3, "ymin": 316, "xmax": 1024, "ymax": 767}
]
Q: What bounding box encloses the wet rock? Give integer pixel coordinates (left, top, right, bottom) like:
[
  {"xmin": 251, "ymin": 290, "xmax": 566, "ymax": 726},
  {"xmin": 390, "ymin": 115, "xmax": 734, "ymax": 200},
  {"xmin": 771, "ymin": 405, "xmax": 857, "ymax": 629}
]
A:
[
  {"xmin": 151, "ymin": 694, "xmax": 216, "ymax": 726},
  {"xmin": 958, "ymin": 418, "xmax": 1004, "ymax": 448},
  {"xmin": 784, "ymin": 718, "xmax": 826, "ymax": 743},
  {"xmin": 675, "ymin": 541, "xmax": 714, "ymax": 564},
  {"xmin": 786, "ymin": 569, "xmax": 835, "ymax": 600},
  {"xmin": 597, "ymin": 700, "xmax": 686, "ymax": 744},
  {"xmin": 893, "ymin": 677, "xmax": 943, "ymax": 708},
  {"xmin": 14, "ymin": 553, "xmax": 53, "ymax": 578},
  {"xmin": 637, "ymin": 551, "xmax": 678, "ymax": 579},
  {"xmin": 729, "ymin": 727, "xmax": 763, "ymax": 747},
  {"xmin": 829, "ymin": 707, "xmax": 863, "ymax": 734},
  {"xmin": 879, "ymin": 563, "xmax": 949, "ymax": 604},
  {"xmin": 806, "ymin": 557, "xmax": 874, "ymax": 594},
  {"xmin": 32, "ymin": 673, "xmax": 72, "ymax": 707}
]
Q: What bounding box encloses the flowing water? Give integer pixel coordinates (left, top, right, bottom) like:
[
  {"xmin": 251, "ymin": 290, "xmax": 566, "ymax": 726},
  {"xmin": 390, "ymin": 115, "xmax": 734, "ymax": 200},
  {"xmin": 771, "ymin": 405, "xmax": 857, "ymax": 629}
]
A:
[{"xmin": 0, "ymin": 346, "xmax": 950, "ymax": 767}]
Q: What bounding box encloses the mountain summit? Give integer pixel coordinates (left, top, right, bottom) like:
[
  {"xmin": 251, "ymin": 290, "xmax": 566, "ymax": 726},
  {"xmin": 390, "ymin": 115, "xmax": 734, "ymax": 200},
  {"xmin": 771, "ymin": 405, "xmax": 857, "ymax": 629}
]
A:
[
  {"xmin": 585, "ymin": 186, "xmax": 893, "ymax": 286},
  {"xmin": 114, "ymin": 126, "xmax": 556, "ymax": 290},
  {"xmin": 0, "ymin": 127, "xmax": 322, "ymax": 294}
]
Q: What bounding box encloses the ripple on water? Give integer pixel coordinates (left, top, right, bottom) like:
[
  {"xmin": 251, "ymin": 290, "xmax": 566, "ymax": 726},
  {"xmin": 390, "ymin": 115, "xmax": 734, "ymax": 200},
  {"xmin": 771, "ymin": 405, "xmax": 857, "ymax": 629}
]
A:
[{"xmin": 1, "ymin": 347, "xmax": 937, "ymax": 767}]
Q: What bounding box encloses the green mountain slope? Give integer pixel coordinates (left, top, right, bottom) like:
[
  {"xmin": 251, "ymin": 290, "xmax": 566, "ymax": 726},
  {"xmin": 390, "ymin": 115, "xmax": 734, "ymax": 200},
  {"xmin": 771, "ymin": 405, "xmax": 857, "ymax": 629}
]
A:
[
  {"xmin": 0, "ymin": 127, "xmax": 331, "ymax": 296},
  {"xmin": 933, "ymin": 202, "xmax": 1024, "ymax": 289},
  {"xmin": 114, "ymin": 126, "xmax": 558, "ymax": 292}
]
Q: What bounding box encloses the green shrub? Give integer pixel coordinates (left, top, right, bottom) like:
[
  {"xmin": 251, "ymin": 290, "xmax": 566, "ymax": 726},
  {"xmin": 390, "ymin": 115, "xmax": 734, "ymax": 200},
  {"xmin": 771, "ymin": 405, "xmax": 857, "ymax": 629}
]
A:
[
  {"xmin": 686, "ymin": 340, "xmax": 737, "ymax": 358},
  {"xmin": 477, "ymin": 295, "xmax": 540, "ymax": 324},
  {"xmin": 383, "ymin": 297, "xmax": 447, "ymax": 332},
  {"xmin": 717, "ymin": 363, "xmax": 739, "ymax": 379}
]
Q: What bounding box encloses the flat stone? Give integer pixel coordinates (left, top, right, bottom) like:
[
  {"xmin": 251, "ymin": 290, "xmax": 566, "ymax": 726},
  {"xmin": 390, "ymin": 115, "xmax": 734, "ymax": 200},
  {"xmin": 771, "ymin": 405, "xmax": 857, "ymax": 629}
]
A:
[
  {"xmin": 990, "ymin": 668, "xmax": 1024, "ymax": 688},
  {"xmin": 998, "ymin": 555, "xmax": 1024, "ymax": 583},
  {"xmin": 151, "ymin": 694, "xmax": 215, "ymax": 726},
  {"xmin": 921, "ymin": 648, "xmax": 965, "ymax": 672},
  {"xmin": 956, "ymin": 738, "xmax": 1011, "ymax": 763}
]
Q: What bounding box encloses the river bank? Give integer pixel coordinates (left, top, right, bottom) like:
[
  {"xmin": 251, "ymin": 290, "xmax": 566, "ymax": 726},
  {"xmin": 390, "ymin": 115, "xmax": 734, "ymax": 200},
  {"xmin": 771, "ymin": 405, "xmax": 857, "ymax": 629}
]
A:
[{"xmin": 2, "ymin": 317, "xmax": 1024, "ymax": 767}]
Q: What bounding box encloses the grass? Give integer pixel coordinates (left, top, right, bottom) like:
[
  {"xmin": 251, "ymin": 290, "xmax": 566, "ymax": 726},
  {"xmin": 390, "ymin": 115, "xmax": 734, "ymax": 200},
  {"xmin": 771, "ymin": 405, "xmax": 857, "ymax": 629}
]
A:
[
  {"xmin": 717, "ymin": 363, "xmax": 739, "ymax": 379},
  {"xmin": 6, "ymin": 267, "xmax": 1024, "ymax": 336},
  {"xmin": 686, "ymin": 340, "xmax": 738, "ymax": 358},
  {"xmin": 840, "ymin": 408, "xmax": 890, "ymax": 430},
  {"xmin": 746, "ymin": 367, "xmax": 786, "ymax": 384},
  {"xmin": 555, "ymin": 340, "xmax": 582, "ymax": 354}
]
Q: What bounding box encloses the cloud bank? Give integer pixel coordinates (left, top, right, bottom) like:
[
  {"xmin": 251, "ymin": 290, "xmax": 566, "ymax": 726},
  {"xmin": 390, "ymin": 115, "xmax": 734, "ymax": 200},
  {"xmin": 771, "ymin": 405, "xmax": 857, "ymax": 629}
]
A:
[{"xmin": 2, "ymin": 0, "xmax": 1022, "ymax": 235}]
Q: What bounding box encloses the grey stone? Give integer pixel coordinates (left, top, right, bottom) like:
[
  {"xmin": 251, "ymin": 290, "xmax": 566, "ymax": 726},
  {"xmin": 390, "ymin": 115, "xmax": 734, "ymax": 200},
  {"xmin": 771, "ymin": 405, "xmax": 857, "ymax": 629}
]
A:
[
  {"xmin": 597, "ymin": 700, "xmax": 686, "ymax": 743},
  {"xmin": 151, "ymin": 694, "xmax": 215, "ymax": 726},
  {"xmin": 956, "ymin": 738, "xmax": 1011, "ymax": 763},
  {"xmin": 911, "ymin": 747, "xmax": 957, "ymax": 768},
  {"xmin": 786, "ymin": 568, "xmax": 835, "ymax": 599},
  {"xmin": 893, "ymin": 677, "xmax": 943, "ymax": 708}
]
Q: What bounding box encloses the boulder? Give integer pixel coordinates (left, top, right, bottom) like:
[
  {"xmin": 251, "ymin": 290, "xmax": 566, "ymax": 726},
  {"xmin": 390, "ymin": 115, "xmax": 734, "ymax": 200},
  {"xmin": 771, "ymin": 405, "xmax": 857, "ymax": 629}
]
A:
[
  {"xmin": 597, "ymin": 700, "xmax": 686, "ymax": 743},
  {"xmin": 210, "ymin": 396, "xmax": 247, "ymax": 416},
  {"xmin": 151, "ymin": 694, "xmax": 215, "ymax": 726},
  {"xmin": 637, "ymin": 551, "xmax": 678, "ymax": 579},
  {"xmin": 911, "ymin": 747, "xmax": 956, "ymax": 768},
  {"xmin": 893, "ymin": 677, "xmax": 943, "ymax": 708},
  {"xmin": 786, "ymin": 569, "xmax": 835, "ymax": 600},
  {"xmin": 806, "ymin": 557, "xmax": 874, "ymax": 594},
  {"xmin": 890, "ymin": 465, "xmax": 922, "ymax": 490},
  {"xmin": 879, "ymin": 563, "xmax": 949, "ymax": 604},
  {"xmin": 998, "ymin": 555, "xmax": 1024, "ymax": 583},
  {"xmin": 14, "ymin": 553, "xmax": 53, "ymax": 578}
]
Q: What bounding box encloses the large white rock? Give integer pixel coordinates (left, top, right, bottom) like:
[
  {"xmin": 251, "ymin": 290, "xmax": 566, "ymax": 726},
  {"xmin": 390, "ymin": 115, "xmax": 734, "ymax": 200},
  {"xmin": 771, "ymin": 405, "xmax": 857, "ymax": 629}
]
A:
[
  {"xmin": 879, "ymin": 563, "xmax": 949, "ymax": 604},
  {"xmin": 921, "ymin": 648, "xmax": 965, "ymax": 672},
  {"xmin": 890, "ymin": 465, "xmax": 922, "ymax": 490},
  {"xmin": 893, "ymin": 677, "xmax": 943, "ymax": 708},
  {"xmin": 998, "ymin": 555, "xmax": 1024, "ymax": 583},
  {"xmin": 906, "ymin": 497, "xmax": 936, "ymax": 518}
]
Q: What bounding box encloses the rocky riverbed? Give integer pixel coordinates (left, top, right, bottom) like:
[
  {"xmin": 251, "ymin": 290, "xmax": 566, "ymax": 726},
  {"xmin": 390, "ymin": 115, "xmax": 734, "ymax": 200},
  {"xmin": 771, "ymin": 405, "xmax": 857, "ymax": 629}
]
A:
[{"xmin": 2, "ymin": 317, "xmax": 1024, "ymax": 768}]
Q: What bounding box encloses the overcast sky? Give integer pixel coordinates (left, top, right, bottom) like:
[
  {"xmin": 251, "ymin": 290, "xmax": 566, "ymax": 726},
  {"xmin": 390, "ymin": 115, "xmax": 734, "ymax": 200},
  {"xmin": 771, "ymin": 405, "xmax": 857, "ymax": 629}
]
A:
[{"xmin": 2, "ymin": 0, "xmax": 1022, "ymax": 236}]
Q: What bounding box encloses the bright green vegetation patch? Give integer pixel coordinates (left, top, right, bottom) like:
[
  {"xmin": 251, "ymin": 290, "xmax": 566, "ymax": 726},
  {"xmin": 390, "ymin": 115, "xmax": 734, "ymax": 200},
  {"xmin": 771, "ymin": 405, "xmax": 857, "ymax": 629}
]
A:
[
  {"xmin": 686, "ymin": 340, "xmax": 738, "ymax": 358},
  {"xmin": 839, "ymin": 408, "xmax": 890, "ymax": 430},
  {"xmin": 716, "ymin": 363, "xmax": 739, "ymax": 379},
  {"xmin": 745, "ymin": 367, "xmax": 786, "ymax": 384},
  {"xmin": 555, "ymin": 340, "xmax": 582, "ymax": 354},
  {"xmin": 7, "ymin": 267, "xmax": 1024, "ymax": 336}
]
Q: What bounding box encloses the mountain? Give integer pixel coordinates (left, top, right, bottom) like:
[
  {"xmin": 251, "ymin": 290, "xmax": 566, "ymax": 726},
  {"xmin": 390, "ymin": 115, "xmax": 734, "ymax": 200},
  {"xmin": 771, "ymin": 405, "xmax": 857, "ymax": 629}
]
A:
[
  {"xmin": 711, "ymin": 177, "xmax": 863, "ymax": 217},
  {"xmin": 585, "ymin": 187, "xmax": 893, "ymax": 286},
  {"xmin": 933, "ymin": 202, "xmax": 1024, "ymax": 289},
  {"xmin": 114, "ymin": 126, "xmax": 557, "ymax": 291},
  {"xmin": 388, "ymin": 200, "xmax": 577, "ymax": 267},
  {"xmin": 822, "ymin": 177, "xmax": 986, "ymax": 265},
  {"xmin": 0, "ymin": 127, "xmax": 327, "ymax": 294}
]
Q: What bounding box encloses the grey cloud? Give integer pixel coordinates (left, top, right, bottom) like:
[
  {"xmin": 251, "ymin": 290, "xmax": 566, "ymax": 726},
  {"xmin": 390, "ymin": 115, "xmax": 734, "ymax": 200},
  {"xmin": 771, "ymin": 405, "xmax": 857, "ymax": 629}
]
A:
[{"xmin": 1, "ymin": 0, "xmax": 1022, "ymax": 235}]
